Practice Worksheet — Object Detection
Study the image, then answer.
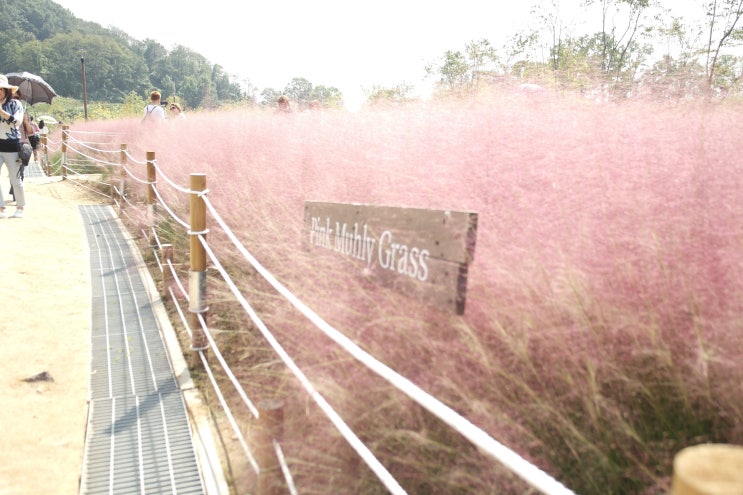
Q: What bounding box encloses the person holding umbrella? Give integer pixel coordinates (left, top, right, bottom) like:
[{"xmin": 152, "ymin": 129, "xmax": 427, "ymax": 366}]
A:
[{"xmin": 0, "ymin": 74, "xmax": 25, "ymax": 218}]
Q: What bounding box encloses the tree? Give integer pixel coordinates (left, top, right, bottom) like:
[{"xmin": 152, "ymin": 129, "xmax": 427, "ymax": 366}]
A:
[
  {"xmin": 364, "ymin": 83, "xmax": 415, "ymax": 106},
  {"xmin": 701, "ymin": 0, "xmax": 743, "ymax": 93},
  {"xmin": 426, "ymin": 50, "xmax": 470, "ymax": 92},
  {"xmin": 426, "ymin": 39, "xmax": 500, "ymax": 95},
  {"xmin": 122, "ymin": 91, "xmax": 144, "ymax": 117},
  {"xmin": 465, "ymin": 39, "xmax": 500, "ymax": 89},
  {"xmin": 282, "ymin": 77, "xmax": 314, "ymax": 106},
  {"xmin": 309, "ymin": 85, "xmax": 343, "ymax": 108},
  {"xmin": 212, "ymin": 64, "xmax": 243, "ymax": 102},
  {"xmin": 581, "ymin": 0, "xmax": 655, "ymax": 92},
  {"xmin": 260, "ymin": 87, "xmax": 281, "ymax": 107}
]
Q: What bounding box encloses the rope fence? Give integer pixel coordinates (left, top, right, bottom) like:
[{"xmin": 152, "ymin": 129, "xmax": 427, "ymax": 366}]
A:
[{"xmin": 49, "ymin": 125, "xmax": 577, "ymax": 495}]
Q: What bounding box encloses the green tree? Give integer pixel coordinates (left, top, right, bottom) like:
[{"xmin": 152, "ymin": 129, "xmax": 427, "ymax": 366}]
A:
[
  {"xmin": 426, "ymin": 40, "xmax": 500, "ymax": 95},
  {"xmin": 309, "ymin": 85, "xmax": 343, "ymax": 108},
  {"xmin": 212, "ymin": 64, "xmax": 243, "ymax": 101},
  {"xmin": 465, "ymin": 39, "xmax": 500, "ymax": 89},
  {"xmin": 283, "ymin": 77, "xmax": 314, "ymax": 106},
  {"xmin": 123, "ymin": 91, "xmax": 145, "ymax": 117},
  {"xmin": 260, "ymin": 87, "xmax": 281, "ymax": 107},
  {"xmin": 426, "ymin": 50, "xmax": 470, "ymax": 91},
  {"xmin": 0, "ymin": 0, "xmax": 249, "ymax": 110}
]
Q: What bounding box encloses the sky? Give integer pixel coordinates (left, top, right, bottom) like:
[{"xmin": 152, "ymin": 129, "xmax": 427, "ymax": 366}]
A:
[{"xmin": 52, "ymin": 0, "xmax": 706, "ymax": 109}]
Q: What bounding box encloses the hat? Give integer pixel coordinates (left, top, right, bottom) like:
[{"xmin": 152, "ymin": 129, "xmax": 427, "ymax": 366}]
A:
[
  {"xmin": 170, "ymin": 102, "xmax": 182, "ymax": 111},
  {"xmin": 0, "ymin": 75, "xmax": 19, "ymax": 92}
]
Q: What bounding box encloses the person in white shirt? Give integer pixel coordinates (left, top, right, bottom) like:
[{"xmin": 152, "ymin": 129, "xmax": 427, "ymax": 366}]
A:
[{"xmin": 143, "ymin": 90, "xmax": 166, "ymax": 123}]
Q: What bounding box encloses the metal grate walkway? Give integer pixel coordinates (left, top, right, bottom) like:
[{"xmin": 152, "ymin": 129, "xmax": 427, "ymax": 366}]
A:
[{"xmin": 78, "ymin": 205, "xmax": 206, "ymax": 495}]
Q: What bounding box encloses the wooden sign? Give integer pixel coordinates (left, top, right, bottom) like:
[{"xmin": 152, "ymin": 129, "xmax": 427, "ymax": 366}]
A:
[{"xmin": 303, "ymin": 201, "xmax": 478, "ymax": 314}]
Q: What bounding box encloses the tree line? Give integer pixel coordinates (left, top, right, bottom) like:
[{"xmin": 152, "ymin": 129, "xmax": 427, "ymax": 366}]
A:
[
  {"xmin": 2, "ymin": 0, "xmax": 741, "ymax": 115},
  {"xmin": 420, "ymin": 0, "xmax": 743, "ymax": 101},
  {"xmin": 0, "ymin": 0, "xmax": 247, "ymax": 110}
]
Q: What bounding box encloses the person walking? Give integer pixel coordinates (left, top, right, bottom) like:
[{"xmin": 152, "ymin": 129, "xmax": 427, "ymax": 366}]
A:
[
  {"xmin": 142, "ymin": 90, "xmax": 166, "ymax": 123},
  {"xmin": 28, "ymin": 115, "xmax": 40, "ymax": 162},
  {"xmin": 0, "ymin": 75, "xmax": 25, "ymax": 218}
]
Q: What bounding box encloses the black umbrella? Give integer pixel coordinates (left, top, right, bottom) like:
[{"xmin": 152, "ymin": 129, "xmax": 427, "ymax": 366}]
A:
[{"xmin": 5, "ymin": 72, "xmax": 56, "ymax": 105}]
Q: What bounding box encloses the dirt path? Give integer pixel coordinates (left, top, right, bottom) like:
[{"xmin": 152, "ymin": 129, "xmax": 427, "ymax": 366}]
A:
[{"xmin": 0, "ymin": 170, "xmax": 106, "ymax": 495}]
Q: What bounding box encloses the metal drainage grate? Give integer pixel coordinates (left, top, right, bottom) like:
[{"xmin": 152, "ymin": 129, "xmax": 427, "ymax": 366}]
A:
[{"xmin": 79, "ymin": 205, "xmax": 205, "ymax": 495}]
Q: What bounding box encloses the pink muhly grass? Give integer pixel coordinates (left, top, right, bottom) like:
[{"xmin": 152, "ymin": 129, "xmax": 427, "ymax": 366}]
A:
[{"xmin": 70, "ymin": 93, "xmax": 743, "ymax": 493}]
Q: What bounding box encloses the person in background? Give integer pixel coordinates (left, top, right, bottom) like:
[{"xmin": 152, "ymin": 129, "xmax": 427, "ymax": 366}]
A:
[
  {"xmin": 142, "ymin": 90, "xmax": 166, "ymax": 122},
  {"xmin": 0, "ymin": 75, "xmax": 25, "ymax": 218},
  {"xmin": 37, "ymin": 119, "xmax": 49, "ymax": 171},
  {"xmin": 276, "ymin": 95, "xmax": 292, "ymax": 113},
  {"xmin": 169, "ymin": 102, "xmax": 185, "ymax": 119},
  {"xmin": 28, "ymin": 115, "xmax": 40, "ymax": 162},
  {"xmin": 38, "ymin": 119, "xmax": 49, "ymax": 138}
]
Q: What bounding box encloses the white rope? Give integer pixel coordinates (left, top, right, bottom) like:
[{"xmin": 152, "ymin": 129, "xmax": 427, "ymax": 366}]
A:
[
  {"xmin": 274, "ymin": 440, "xmax": 298, "ymax": 495},
  {"xmin": 150, "ymin": 160, "xmax": 193, "ymax": 194},
  {"xmin": 64, "ymin": 129, "xmax": 120, "ymax": 136},
  {"xmin": 167, "ymin": 287, "xmax": 260, "ymax": 474},
  {"xmin": 151, "ymin": 185, "xmax": 190, "ymax": 229},
  {"xmin": 166, "ymin": 258, "xmax": 189, "ymax": 302},
  {"xmin": 193, "ymin": 305, "xmax": 261, "ymax": 420},
  {"xmin": 63, "ymin": 142, "xmax": 121, "ymax": 168},
  {"xmin": 64, "ymin": 134, "xmax": 122, "ymax": 154},
  {"xmin": 123, "ymin": 149, "xmax": 148, "ymax": 165},
  {"xmin": 119, "ymin": 164, "xmax": 150, "ymax": 185}
]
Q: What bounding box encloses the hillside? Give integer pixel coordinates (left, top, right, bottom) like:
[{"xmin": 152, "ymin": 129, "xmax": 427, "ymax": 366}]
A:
[{"xmin": 0, "ymin": 0, "xmax": 244, "ymax": 108}]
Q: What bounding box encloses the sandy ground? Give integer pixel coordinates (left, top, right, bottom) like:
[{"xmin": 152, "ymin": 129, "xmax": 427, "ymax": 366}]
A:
[{"xmin": 0, "ymin": 167, "xmax": 106, "ymax": 495}]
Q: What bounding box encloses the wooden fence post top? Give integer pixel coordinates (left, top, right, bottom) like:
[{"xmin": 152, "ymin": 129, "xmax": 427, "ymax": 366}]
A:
[{"xmin": 672, "ymin": 444, "xmax": 743, "ymax": 495}]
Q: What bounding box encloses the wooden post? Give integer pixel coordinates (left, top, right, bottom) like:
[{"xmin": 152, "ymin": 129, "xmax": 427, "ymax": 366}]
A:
[
  {"xmin": 61, "ymin": 124, "xmax": 69, "ymax": 178},
  {"xmin": 109, "ymin": 144, "xmax": 127, "ymax": 205},
  {"xmin": 188, "ymin": 173, "xmax": 209, "ymax": 364},
  {"xmin": 256, "ymin": 399, "xmax": 285, "ymax": 495},
  {"xmin": 118, "ymin": 144, "xmax": 127, "ymax": 211},
  {"xmin": 672, "ymin": 444, "xmax": 743, "ymax": 495},
  {"xmin": 146, "ymin": 151, "xmax": 156, "ymax": 205},
  {"xmin": 146, "ymin": 152, "xmax": 157, "ymax": 242}
]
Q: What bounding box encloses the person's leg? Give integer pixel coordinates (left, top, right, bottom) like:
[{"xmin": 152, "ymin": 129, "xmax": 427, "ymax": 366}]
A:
[
  {"xmin": 4, "ymin": 153, "xmax": 25, "ymax": 216},
  {"xmin": 0, "ymin": 155, "xmax": 8, "ymax": 218}
]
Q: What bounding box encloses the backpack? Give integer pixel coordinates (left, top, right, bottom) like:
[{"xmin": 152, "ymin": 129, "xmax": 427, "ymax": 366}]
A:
[{"xmin": 142, "ymin": 104, "xmax": 163, "ymax": 123}]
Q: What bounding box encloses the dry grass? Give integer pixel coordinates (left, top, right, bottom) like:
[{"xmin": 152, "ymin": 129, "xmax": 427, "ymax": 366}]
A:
[{"xmin": 70, "ymin": 91, "xmax": 743, "ymax": 494}]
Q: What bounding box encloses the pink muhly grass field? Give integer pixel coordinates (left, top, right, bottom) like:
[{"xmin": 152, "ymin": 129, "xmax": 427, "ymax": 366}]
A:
[{"xmin": 74, "ymin": 93, "xmax": 743, "ymax": 493}]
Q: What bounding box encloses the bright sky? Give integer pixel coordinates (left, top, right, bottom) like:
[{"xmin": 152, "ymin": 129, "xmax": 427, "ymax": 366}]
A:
[{"xmin": 53, "ymin": 0, "xmax": 705, "ymax": 109}]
